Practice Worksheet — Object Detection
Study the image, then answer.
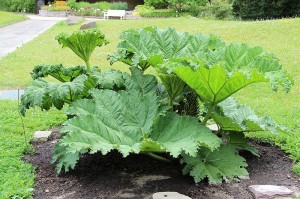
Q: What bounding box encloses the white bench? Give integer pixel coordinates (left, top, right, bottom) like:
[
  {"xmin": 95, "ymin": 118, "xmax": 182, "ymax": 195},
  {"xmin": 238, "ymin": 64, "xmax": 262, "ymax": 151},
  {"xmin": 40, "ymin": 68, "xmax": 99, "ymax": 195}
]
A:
[{"xmin": 104, "ymin": 10, "xmax": 126, "ymax": 20}]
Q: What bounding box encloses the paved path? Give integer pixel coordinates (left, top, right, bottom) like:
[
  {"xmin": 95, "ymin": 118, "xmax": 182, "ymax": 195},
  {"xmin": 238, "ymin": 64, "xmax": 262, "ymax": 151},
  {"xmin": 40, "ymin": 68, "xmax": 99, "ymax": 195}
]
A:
[
  {"xmin": 0, "ymin": 14, "xmax": 66, "ymax": 99},
  {"xmin": 0, "ymin": 16, "xmax": 62, "ymax": 58},
  {"xmin": 0, "ymin": 14, "xmax": 103, "ymax": 100}
]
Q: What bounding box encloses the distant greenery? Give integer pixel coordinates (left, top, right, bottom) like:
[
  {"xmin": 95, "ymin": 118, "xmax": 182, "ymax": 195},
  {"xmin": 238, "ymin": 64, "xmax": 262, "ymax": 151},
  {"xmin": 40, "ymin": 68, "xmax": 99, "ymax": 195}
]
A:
[
  {"xmin": 0, "ymin": 0, "xmax": 35, "ymax": 13},
  {"xmin": 0, "ymin": 100, "xmax": 66, "ymax": 198},
  {"xmin": 139, "ymin": 9, "xmax": 180, "ymax": 18},
  {"xmin": 0, "ymin": 11, "xmax": 27, "ymax": 27},
  {"xmin": 191, "ymin": 0, "xmax": 233, "ymax": 19},
  {"xmin": 233, "ymin": 0, "xmax": 300, "ymax": 19}
]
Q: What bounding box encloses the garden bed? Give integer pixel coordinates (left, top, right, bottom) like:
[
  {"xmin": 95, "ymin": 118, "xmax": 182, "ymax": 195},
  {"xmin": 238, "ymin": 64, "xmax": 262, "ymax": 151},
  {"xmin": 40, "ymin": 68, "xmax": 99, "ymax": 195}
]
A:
[{"xmin": 26, "ymin": 130, "xmax": 300, "ymax": 199}]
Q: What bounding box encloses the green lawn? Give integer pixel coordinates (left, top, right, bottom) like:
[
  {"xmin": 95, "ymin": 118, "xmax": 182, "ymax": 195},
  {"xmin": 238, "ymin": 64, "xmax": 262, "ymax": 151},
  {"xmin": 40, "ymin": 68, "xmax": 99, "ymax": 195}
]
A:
[
  {"xmin": 0, "ymin": 101, "xmax": 66, "ymax": 199},
  {"xmin": 0, "ymin": 11, "xmax": 27, "ymax": 27},
  {"xmin": 0, "ymin": 17, "xmax": 299, "ymax": 198}
]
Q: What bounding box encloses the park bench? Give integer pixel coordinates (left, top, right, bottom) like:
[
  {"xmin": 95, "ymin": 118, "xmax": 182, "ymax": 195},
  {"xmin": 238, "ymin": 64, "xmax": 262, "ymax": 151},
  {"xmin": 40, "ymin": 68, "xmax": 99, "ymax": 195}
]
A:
[{"xmin": 104, "ymin": 10, "xmax": 126, "ymax": 20}]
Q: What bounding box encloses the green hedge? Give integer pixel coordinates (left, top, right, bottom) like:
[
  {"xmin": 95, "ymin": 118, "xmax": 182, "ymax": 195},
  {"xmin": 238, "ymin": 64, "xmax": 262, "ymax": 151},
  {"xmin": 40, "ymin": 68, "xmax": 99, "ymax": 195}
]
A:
[
  {"xmin": 140, "ymin": 9, "xmax": 189, "ymax": 18},
  {"xmin": 233, "ymin": 0, "xmax": 300, "ymax": 19},
  {"xmin": 0, "ymin": 0, "xmax": 35, "ymax": 13}
]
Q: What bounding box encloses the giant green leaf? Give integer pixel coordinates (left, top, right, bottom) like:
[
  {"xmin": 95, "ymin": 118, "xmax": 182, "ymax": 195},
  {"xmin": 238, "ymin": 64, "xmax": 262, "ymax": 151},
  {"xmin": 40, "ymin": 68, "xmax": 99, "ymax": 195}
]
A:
[
  {"xmin": 20, "ymin": 79, "xmax": 51, "ymax": 115},
  {"xmin": 54, "ymin": 89, "xmax": 221, "ymax": 173},
  {"xmin": 224, "ymin": 43, "xmax": 292, "ymax": 92},
  {"xmin": 174, "ymin": 65, "xmax": 266, "ymax": 105},
  {"xmin": 110, "ymin": 27, "xmax": 223, "ymax": 71},
  {"xmin": 20, "ymin": 75, "xmax": 95, "ymax": 115},
  {"xmin": 123, "ymin": 67, "xmax": 158, "ymax": 95},
  {"xmin": 56, "ymin": 29, "xmax": 108, "ymax": 72},
  {"xmin": 54, "ymin": 89, "xmax": 160, "ymax": 172},
  {"xmin": 31, "ymin": 64, "xmax": 87, "ymax": 82},
  {"xmin": 158, "ymin": 74, "xmax": 187, "ymax": 104},
  {"xmin": 211, "ymin": 97, "xmax": 287, "ymax": 134},
  {"xmin": 181, "ymin": 145, "xmax": 248, "ymax": 184},
  {"xmin": 151, "ymin": 112, "xmax": 221, "ymax": 157},
  {"xmin": 91, "ymin": 70, "xmax": 125, "ymax": 90},
  {"xmin": 224, "ymin": 132, "xmax": 260, "ymax": 157}
]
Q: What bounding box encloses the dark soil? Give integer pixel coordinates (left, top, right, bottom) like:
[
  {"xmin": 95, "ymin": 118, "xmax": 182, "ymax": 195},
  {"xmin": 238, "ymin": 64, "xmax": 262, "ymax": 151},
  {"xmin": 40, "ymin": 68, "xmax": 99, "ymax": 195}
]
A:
[{"xmin": 26, "ymin": 130, "xmax": 300, "ymax": 199}]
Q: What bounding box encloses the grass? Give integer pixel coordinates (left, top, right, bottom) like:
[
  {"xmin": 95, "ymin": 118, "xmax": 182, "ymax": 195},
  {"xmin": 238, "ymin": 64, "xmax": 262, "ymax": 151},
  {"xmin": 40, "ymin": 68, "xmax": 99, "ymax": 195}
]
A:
[
  {"xmin": 0, "ymin": 11, "xmax": 27, "ymax": 27},
  {"xmin": 0, "ymin": 101, "xmax": 66, "ymax": 199},
  {"xmin": 0, "ymin": 17, "xmax": 299, "ymax": 197}
]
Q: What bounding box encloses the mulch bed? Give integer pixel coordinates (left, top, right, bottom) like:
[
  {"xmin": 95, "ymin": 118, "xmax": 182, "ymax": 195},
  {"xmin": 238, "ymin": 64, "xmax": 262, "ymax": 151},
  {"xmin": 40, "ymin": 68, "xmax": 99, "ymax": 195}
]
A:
[{"xmin": 26, "ymin": 130, "xmax": 300, "ymax": 199}]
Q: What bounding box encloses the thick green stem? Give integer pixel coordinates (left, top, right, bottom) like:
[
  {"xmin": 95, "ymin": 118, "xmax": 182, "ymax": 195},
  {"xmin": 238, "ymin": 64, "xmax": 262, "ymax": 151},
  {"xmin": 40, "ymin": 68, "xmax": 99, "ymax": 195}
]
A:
[
  {"xmin": 144, "ymin": 152, "xmax": 172, "ymax": 163},
  {"xmin": 169, "ymin": 96, "xmax": 174, "ymax": 110},
  {"xmin": 86, "ymin": 60, "xmax": 91, "ymax": 74},
  {"xmin": 202, "ymin": 104, "xmax": 214, "ymax": 125}
]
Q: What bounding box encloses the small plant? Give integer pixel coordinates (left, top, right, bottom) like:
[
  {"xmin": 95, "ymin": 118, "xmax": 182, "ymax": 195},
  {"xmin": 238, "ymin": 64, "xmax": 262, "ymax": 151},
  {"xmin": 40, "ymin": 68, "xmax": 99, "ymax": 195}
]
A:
[{"xmin": 21, "ymin": 27, "xmax": 292, "ymax": 184}]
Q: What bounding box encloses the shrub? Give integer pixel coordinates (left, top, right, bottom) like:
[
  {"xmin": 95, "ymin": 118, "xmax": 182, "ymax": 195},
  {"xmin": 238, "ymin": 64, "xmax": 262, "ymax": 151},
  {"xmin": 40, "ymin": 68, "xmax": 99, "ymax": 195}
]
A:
[
  {"xmin": 144, "ymin": 0, "xmax": 168, "ymax": 9},
  {"xmin": 41, "ymin": 5, "xmax": 71, "ymax": 11},
  {"xmin": 233, "ymin": 0, "xmax": 300, "ymax": 19},
  {"xmin": 110, "ymin": 1, "xmax": 128, "ymax": 10},
  {"xmin": 134, "ymin": 4, "xmax": 155, "ymax": 14},
  {"xmin": 93, "ymin": 2, "xmax": 111, "ymax": 10},
  {"xmin": 139, "ymin": 9, "xmax": 181, "ymax": 18},
  {"xmin": 67, "ymin": 0, "xmax": 77, "ymax": 8},
  {"xmin": 0, "ymin": 0, "xmax": 35, "ymax": 13},
  {"xmin": 194, "ymin": 0, "xmax": 233, "ymax": 19}
]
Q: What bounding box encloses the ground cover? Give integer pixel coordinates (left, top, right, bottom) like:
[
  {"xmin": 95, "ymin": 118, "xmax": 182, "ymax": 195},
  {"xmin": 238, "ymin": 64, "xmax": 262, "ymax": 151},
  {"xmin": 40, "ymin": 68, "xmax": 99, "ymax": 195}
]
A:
[
  {"xmin": 0, "ymin": 11, "xmax": 27, "ymax": 27},
  {"xmin": 0, "ymin": 17, "xmax": 299, "ymax": 197}
]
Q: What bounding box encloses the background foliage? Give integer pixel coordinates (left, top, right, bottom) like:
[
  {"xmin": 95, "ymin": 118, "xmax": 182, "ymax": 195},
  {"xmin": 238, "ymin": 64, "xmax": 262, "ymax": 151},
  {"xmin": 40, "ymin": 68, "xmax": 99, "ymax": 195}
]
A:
[
  {"xmin": 0, "ymin": 0, "xmax": 35, "ymax": 13},
  {"xmin": 233, "ymin": 0, "xmax": 300, "ymax": 19}
]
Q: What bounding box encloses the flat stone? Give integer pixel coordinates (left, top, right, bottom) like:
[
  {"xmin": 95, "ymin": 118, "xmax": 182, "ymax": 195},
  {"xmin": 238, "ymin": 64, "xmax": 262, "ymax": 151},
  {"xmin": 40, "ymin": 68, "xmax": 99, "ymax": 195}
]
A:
[
  {"xmin": 32, "ymin": 131, "xmax": 53, "ymax": 143},
  {"xmin": 153, "ymin": 192, "xmax": 191, "ymax": 199},
  {"xmin": 66, "ymin": 16, "xmax": 82, "ymax": 25},
  {"xmin": 80, "ymin": 21, "xmax": 96, "ymax": 30},
  {"xmin": 248, "ymin": 185, "xmax": 295, "ymax": 199}
]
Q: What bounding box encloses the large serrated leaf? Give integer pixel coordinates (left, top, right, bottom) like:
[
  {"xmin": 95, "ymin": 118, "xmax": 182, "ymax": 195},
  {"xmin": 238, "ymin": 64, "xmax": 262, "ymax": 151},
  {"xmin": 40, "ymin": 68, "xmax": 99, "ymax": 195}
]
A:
[
  {"xmin": 181, "ymin": 145, "xmax": 248, "ymax": 184},
  {"xmin": 224, "ymin": 43, "xmax": 292, "ymax": 92},
  {"xmin": 225, "ymin": 132, "xmax": 260, "ymax": 157},
  {"xmin": 174, "ymin": 65, "xmax": 266, "ymax": 105},
  {"xmin": 91, "ymin": 70, "xmax": 125, "ymax": 90},
  {"xmin": 212, "ymin": 97, "xmax": 287, "ymax": 134},
  {"xmin": 47, "ymin": 75, "xmax": 88, "ymax": 102},
  {"xmin": 151, "ymin": 112, "xmax": 221, "ymax": 157},
  {"xmin": 54, "ymin": 89, "xmax": 221, "ymax": 173},
  {"xmin": 54, "ymin": 89, "xmax": 159, "ymax": 172},
  {"xmin": 31, "ymin": 64, "xmax": 87, "ymax": 82},
  {"xmin": 20, "ymin": 79, "xmax": 51, "ymax": 115},
  {"xmin": 56, "ymin": 29, "xmax": 108, "ymax": 65},
  {"xmin": 158, "ymin": 74, "xmax": 187, "ymax": 104},
  {"xmin": 20, "ymin": 74, "xmax": 95, "ymax": 115},
  {"xmin": 123, "ymin": 67, "xmax": 158, "ymax": 94},
  {"xmin": 110, "ymin": 27, "xmax": 223, "ymax": 70}
]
